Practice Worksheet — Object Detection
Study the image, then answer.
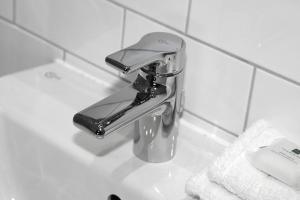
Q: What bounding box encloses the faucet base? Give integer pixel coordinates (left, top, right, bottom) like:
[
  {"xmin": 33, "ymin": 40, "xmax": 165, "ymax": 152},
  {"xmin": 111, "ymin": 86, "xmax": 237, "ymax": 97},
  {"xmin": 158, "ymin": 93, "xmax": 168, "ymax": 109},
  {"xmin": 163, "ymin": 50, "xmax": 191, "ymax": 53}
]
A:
[{"xmin": 133, "ymin": 103, "xmax": 179, "ymax": 163}]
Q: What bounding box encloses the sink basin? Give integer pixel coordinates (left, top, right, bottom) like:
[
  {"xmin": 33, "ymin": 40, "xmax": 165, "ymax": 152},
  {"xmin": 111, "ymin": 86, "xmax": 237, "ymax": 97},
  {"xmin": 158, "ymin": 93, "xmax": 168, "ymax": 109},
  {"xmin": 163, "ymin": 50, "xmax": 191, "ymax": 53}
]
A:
[{"xmin": 0, "ymin": 60, "xmax": 229, "ymax": 200}]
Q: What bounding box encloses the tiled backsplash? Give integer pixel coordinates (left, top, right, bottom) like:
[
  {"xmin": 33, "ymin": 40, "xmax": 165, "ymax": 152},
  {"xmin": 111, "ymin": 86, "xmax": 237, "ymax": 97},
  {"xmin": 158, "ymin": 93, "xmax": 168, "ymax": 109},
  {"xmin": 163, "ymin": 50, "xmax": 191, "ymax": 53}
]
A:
[
  {"xmin": 0, "ymin": 20, "xmax": 63, "ymax": 77},
  {"xmin": 1, "ymin": 0, "xmax": 300, "ymax": 140}
]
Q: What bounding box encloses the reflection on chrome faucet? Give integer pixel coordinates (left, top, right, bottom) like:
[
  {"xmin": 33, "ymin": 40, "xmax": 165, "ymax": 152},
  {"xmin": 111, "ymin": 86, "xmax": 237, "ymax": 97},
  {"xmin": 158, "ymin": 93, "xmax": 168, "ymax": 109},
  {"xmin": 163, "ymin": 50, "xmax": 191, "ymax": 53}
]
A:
[{"xmin": 73, "ymin": 32, "xmax": 186, "ymax": 163}]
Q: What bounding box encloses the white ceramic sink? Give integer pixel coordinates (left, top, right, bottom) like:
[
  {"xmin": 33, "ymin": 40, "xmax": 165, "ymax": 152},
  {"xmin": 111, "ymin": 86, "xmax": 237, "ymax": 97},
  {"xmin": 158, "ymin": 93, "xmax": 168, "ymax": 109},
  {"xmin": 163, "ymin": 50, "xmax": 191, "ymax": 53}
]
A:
[{"xmin": 0, "ymin": 60, "xmax": 229, "ymax": 200}]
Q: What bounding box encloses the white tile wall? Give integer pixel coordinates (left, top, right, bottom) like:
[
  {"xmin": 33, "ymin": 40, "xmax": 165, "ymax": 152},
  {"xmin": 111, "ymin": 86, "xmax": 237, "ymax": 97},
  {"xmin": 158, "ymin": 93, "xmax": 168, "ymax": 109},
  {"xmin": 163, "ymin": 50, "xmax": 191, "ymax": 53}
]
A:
[
  {"xmin": 123, "ymin": 12, "xmax": 171, "ymax": 47},
  {"xmin": 112, "ymin": 0, "xmax": 190, "ymax": 31},
  {"xmin": 16, "ymin": 0, "xmax": 123, "ymax": 73},
  {"xmin": 184, "ymin": 41, "xmax": 253, "ymax": 134},
  {"xmin": 65, "ymin": 53, "xmax": 128, "ymax": 90},
  {"xmin": 0, "ymin": 0, "xmax": 13, "ymax": 20},
  {"xmin": 248, "ymin": 70, "xmax": 300, "ymax": 141},
  {"xmin": 124, "ymin": 11, "xmax": 253, "ymax": 134},
  {"xmin": 188, "ymin": 0, "xmax": 300, "ymax": 83},
  {"xmin": 0, "ymin": 0, "xmax": 299, "ymax": 138},
  {"xmin": 182, "ymin": 112, "xmax": 236, "ymax": 145},
  {"xmin": 0, "ymin": 20, "xmax": 63, "ymax": 77}
]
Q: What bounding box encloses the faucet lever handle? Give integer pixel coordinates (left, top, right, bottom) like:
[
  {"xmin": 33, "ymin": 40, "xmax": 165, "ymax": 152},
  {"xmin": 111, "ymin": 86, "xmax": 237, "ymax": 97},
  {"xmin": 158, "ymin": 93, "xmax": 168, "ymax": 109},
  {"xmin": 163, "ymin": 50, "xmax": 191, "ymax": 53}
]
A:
[{"xmin": 105, "ymin": 32, "xmax": 185, "ymax": 75}]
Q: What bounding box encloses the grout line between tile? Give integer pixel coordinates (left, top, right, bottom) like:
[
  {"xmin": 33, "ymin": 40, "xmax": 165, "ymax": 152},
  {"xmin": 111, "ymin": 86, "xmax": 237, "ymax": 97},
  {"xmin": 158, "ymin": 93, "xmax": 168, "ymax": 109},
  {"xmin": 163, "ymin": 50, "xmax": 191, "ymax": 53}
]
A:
[
  {"xmin": 107, "ymin": 0, "xmax": 300, "ymax": 87},
  {"xmin": 118, "ymin": 8, "xmax": 127, "ymax": 80},
  {"xmin": 15, "ymin": 23, "xmax": 67, "ymax": 51},
  {"xmin": 107, "ymin": 0, "xmax": 186, "ymax": 34},
  {"xmin": 65, "ymin": 50, "xmax": 130, "ymax": 83},
  {"xmin": 242, "ymin": 67, "xmax": 257, "ymax": 131},
  {"xmin": 185, "ymin": 0, "xmax": 192, "ymax": 34},
  {"xmin": 0, "ymin": 17, "xmax": 127, "ymax": 83},
  {"xmin": 0, "ymin": 15, "xmax": 12, "ymax": 24},
  {"xmin": 64, "ymin": 51, "xmax": 131, "ymax": 84},
  {"xmin": 12, "ymin": 0, "xmax": 16, "ymax": 23},
  {"xmin": 62, "ymin": 50, "xmax": 66, "ymax": 61},
  {"xmin": 121, "ymin": 8, "xmax": 127, "ymax": 49},
  {"xmin": 185, "ymin": 37, "xmax": 300, "ymax": 87},
  {"xmin": 184, "ymin": 109, "xmax": 239, "ymax": 137}
]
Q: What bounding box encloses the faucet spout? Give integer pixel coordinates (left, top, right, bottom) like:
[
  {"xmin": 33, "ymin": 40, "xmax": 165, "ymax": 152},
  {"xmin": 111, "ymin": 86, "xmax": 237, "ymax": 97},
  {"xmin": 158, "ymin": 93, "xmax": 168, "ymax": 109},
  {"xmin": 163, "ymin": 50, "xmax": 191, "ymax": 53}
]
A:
[{"xmin": 73, "ymin": 74, "xmax": 169, "ymax": 138}]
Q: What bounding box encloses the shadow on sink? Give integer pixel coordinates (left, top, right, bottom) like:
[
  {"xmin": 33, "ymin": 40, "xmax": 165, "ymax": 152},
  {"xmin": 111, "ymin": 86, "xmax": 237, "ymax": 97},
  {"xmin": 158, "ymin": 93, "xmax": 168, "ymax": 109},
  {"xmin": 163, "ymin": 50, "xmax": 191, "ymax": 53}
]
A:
[
  {"xmin": 111, "ymin": 156, "xmax": 146, "ymax": 181},
  {"xmin": 73, "ymin": 121, "xmax": 148, "ymax": 182}
]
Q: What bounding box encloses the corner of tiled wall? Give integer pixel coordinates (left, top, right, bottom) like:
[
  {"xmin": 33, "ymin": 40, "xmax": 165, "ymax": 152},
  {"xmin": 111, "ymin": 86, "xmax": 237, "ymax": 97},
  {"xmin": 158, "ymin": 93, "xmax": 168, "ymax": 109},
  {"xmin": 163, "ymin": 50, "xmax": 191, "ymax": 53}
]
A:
[
  {"xmin": 0, "ymin": 0, "xmax": 63, "ymax": 76},
  {"xmin": 1, "ymin": 0, "xmax": 300, "ymax": 141}
]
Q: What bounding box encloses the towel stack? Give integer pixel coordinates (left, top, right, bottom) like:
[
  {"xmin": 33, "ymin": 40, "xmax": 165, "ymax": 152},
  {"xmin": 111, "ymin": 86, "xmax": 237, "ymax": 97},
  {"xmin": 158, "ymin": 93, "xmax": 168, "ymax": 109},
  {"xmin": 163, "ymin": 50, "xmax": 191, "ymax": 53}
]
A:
[{"xmin": 185, "ymin": 120, "xmax": 300, "ymax": 200}]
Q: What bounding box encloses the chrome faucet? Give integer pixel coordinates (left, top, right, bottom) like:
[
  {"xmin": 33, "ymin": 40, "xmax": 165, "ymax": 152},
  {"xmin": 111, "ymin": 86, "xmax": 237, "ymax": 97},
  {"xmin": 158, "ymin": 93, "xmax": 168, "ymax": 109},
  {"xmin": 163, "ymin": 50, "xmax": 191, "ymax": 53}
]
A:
[{"xmin": 73, "ymin": 32, "xmax": 186, "ymax": 163}]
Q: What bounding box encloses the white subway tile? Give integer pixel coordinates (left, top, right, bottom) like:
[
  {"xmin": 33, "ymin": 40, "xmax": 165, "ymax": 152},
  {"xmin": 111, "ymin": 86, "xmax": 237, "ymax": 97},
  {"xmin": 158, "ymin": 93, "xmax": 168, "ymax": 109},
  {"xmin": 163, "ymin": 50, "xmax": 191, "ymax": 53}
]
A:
[
  {"xmin": 16, "ymin": 0, "xmax": 123, "ymax": 73},
  {"xmin": 123, "ymin": 12, "xmax": 171, "ymax": 48},
  {"xmin": 248, "ymin": 70, "xmax": 300, "ymax": 142},
  {"xmin": 113, "ymin": 0, "xmax": 189, "ymax": 31},
  {"xmin": 0, "ymin": 0, "xmax": 13, "ymax": 20},
  {"xmin": 188, "ymin": 0, "xmax": 300, "ymax": 83},
  {"xmin": 124, "ymin": 11, "xmax": 253, "ymax": 134},
  {"xmin": 0, "ymin": 20, "xmax": 63, "ymax": 77},
  {"xmin": 182, "ymin": 112, "xmax": 237, "ymax": 146},
  {"xmin": 185, "ymin": 40, "xmax": 253, "ymax": 134}
]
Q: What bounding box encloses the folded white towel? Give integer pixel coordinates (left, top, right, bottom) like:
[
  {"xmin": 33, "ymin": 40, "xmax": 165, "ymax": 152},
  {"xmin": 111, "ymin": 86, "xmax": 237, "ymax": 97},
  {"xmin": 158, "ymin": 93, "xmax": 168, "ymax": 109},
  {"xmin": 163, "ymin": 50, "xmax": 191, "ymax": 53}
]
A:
[
  {"xmin": 186, "ymin": 169, "xmax": 241, "ymax": 200},
  {"xmin": 185, "ymin": 120, "xmax": 270, "ymax": 200},
  {"xmin": 207, "ymin": 120, "xmax": 300, "ymax": 200}
]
